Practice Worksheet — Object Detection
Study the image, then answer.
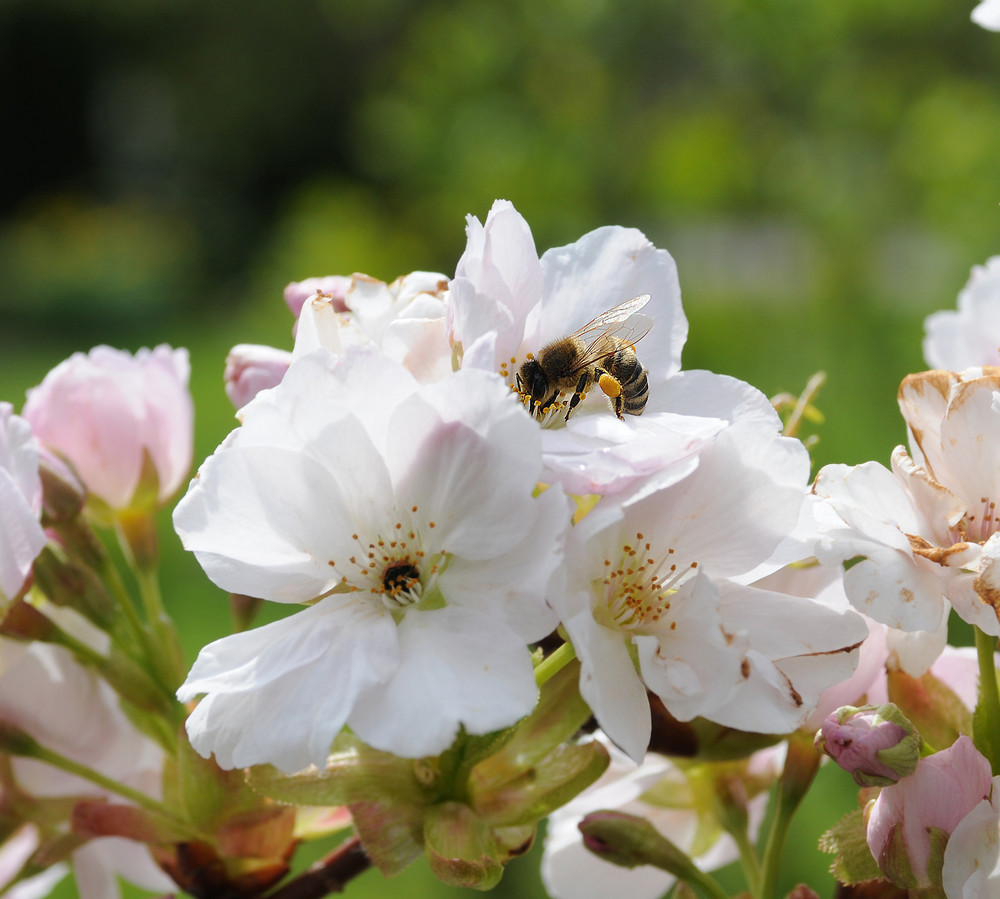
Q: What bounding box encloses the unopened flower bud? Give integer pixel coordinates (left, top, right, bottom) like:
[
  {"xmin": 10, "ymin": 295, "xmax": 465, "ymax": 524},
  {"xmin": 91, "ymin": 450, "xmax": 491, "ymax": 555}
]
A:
[
  {"xmin": 815, "ymin": 704, "xmax": 920, "ymax": 787},
  {"xmin": 23, "ymin": 345, "xmax": 193, "ymax": 515},
  {"xmin": 223, "ymin": 344, "xmax": 292, "ymax": 411},
  {"xmin": 37, "ymin": 446, "xmax": 86, "ymax": 524}
]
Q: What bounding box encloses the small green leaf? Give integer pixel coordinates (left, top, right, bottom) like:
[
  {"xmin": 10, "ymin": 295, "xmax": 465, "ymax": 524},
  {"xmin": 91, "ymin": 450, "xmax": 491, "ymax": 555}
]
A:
[{"xmin": 819, "ymin": 808, "xmax": 882, "ymax": 885}]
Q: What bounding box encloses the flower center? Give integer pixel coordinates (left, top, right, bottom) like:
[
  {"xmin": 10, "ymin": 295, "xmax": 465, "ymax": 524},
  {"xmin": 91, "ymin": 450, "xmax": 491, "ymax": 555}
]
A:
[
  {"xmin": 597, "ymin": 531, "xmax": 699, "ymax": 634},
  {"xmin": 958, "ymin": 495, "xmax": 1000, "ymax": 544},
  {"xmin": 325, "ymin": 506, "xmax": 446, "ymax": 611}
]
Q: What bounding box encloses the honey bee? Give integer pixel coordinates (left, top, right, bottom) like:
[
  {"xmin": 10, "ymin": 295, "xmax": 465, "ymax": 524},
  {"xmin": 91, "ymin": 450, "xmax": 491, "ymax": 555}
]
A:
[{"xmin": 515, "ymin": 294, "xmax": 652, "ymax": 422}]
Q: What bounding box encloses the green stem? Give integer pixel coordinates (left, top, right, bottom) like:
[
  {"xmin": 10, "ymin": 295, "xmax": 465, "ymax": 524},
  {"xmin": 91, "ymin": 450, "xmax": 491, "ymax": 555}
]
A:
[
  {"xmin": 758, "ymin": 733, "xmax": 821, "ymax": 899},
  {"xmin": 29, "ymin": 742, "xmax": 199, "ymax": 839},
  {"xmin": 134, "ymin": 562, "xmax": 187, "ymax": 691},
  {"xmin": 535, "ymin": 641, "xmax": 577, "ymax": 687},
  {"xmin": 975, "ymin": 627, "xmax": 1000, "ymax": 775},
  {"xmin": 732, "ymin": 825, "xmax": 762, "ymax": 896}
]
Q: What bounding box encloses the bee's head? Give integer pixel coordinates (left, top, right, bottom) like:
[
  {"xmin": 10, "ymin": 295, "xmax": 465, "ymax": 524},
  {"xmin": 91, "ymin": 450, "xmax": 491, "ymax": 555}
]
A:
[{"xmin": 516, "ymin": 358, "xmax": 549, "ymax": 413}]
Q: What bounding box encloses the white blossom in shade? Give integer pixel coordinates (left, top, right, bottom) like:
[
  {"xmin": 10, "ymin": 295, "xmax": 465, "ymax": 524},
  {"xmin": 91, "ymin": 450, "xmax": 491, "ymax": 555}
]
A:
[
  {"xmin": 448, "ymin": 199, "xmax": 785, "ymax": 494},
  {"xmin": 0, "ymin": 625, "xmax": 172, "ymax": 899},
  {"xmin": 291, "ymin": 271, "xmax": 453, "ymax": 383},
  {"xmin": 972, "ymin": 0, "xmax": 1000, "ymax": 31},
  {"xmin": 223, "ymin": 344, "xmax": 293, "ymax": 411},
  {"xmin": 0, "ymin": 404, "xmax": 45, "ymax": 603},
  {"xmin": 553, "ymin": 420, "xmax": 864, "ymax": 761},
  {"xmin": 924, "ymin": 258, "xmax": 1000, "ymax": 369},
  {"xmin": 542, "ymin": 733, "xmax": 782, "ymax": 899},
  {"xmin": 814, "ymin": 369, "xmax": 1000, "ymax": 641},
  {"xmin": 174, "ymin": 347, "xmax": 568, "ymax": 772},
  {"xmin": 0, "ymin": 826, "xmax": 68, "ymax": 899},
  {"xmin": 22, "ymin": 346, "xmax": 193, "ymax": 512},
  {"xmin": 941, "ymin": 774, "xmax": 1000, "ymax": 898}
]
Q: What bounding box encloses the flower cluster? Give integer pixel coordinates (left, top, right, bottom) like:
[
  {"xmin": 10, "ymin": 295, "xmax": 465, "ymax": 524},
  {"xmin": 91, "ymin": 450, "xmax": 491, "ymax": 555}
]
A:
[{"xmin": 4, "ymin": 191, "xmax": 1000, "ymax": 899}]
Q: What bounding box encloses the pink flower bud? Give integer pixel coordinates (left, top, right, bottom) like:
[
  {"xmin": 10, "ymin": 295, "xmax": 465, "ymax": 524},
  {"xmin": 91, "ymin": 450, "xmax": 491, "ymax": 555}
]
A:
[
  {"xmin": 0, "ymin": 404, "xmax": 46, "ymax": 602},
  {"xmin": 23, "ymin": 345, "xmax": 193, "ymax": 513},
  {"xmin": 284, "ymin": 276, "xmax": 351, "ymax": 318},
  {"xmin": 815, "ymin": 704, "xmax": 919, "ymax": 787},
  {"xmin": 223, "ymin": 344, "xmax": 293, "ymax": 411},
  {"xmin": 866, "ymin": 735, "xmax": 992, "ymax": 889}
]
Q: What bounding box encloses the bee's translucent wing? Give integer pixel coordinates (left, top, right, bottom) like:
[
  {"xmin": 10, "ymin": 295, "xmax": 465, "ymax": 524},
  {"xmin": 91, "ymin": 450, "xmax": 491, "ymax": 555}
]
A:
[
  {"xmin": 566, "ymin": 296, "xmax": 653, "ymax": 372},
  {"xmin": 566, "ymin": 294, "xmax": 651, "ymax": 340}
]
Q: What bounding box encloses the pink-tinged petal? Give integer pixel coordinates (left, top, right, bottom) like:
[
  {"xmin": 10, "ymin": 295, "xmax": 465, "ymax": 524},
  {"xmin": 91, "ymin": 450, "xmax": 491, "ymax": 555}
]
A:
[
  {"xmin": 285, "ymin": 275, "xmax": 351, "ymax": 318},
  {"xmin": 348, "ymin": 606, "xmax": 537, "ymax": 758},
  {"xmin": 563, "ymin": 608, "xmax": 650, "ymax": 763},
  {"xmin": 179, "ymin": 595, "xmax": 399, "ymax": 772},
  {"xmin": 382, "ymin": 315, "xmax": 453, "ymax": 383},
  {"xmin": 224, "ymin": 344, "xmax": 293, "ymax": 411},
  {"xmin": 941, "ymin": 776, "xmax": 1000, "ymax": 898},
  {"xmin": 23, "ymin": 345, "xmax": 192, "ymax": 509},
  {"xmin": 0, "ymin": 827, "xmax": 67, "ymax": 897},
  {"xmin": 929, "ymin": 646, "xmax": 982, "ymax": 713},
  {"xmin": 867, "ymin": 735, "xmax": 993, "ymax": 887},
  {"xmin": 537, "ymin": 226, "xmax": 686, "ymax": 381}
]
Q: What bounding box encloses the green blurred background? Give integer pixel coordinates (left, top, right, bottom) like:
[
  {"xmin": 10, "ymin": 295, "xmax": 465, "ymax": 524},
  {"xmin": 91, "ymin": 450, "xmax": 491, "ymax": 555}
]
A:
[{"xmin": 2, "ymin": 0, "xmax": 999, "ymax": 896}]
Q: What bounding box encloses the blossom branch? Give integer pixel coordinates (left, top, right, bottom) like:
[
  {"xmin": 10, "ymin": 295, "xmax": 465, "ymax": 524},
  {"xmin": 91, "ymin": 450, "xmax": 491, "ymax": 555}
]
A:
[{"xmin": 265, "ymin": 837, "xmax": 371, "ymax": 899}]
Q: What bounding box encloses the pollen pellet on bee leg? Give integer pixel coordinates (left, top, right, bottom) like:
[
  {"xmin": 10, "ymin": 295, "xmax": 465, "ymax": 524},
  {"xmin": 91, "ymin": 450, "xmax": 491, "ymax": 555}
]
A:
[{"xmin": 598, "ymin": 373, "xmax": 622, "ymax": 398}]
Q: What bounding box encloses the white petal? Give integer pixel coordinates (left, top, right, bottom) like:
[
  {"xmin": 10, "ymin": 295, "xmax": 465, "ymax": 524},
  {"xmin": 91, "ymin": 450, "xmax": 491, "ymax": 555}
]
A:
[
  {"xmin": 841, "ymin": 546, "xmax": 949, "ymax": 632},
  {"xmin": 635, "ymin": 574, "xmax": 745, "ymax": 722},
  {"xmin": 179, "ymin": 596, "xmax": 399, "ymax": 772},
  {"xmin": 174, "ymin": 432, "xmax": 393, "ymax": 602},
  {"xmin": 348, "ymin": 606, "xmax": 537, "ymax": 758},
  {"xmin": 564, "ymin": 609, "xmax": 651, "ymax": 763},
  {"xmin": 972, "ymin": 0, "xmax": 1000, "ymax": 29},
  {"xmin": 537, "ymin": 226, "xmax": 687, "ymax": 381}
]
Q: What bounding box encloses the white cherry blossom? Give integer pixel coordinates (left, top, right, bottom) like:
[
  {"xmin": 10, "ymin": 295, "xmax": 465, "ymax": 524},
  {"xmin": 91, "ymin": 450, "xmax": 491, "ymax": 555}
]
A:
[
  {"xmin": 554, "ymin": 420, "xmax": 865, "ymax": 760},
  {"xmin": 542, "ymin": 734, "xmax": 782, "ymax": 899},
  {"xmin": 175, "ymin": 347, "xmax": 568, "ymax": 772},
  {"xmin": 813, "ymin": 368, "xmax": 1000, "ymax": 640},
  {"xmin": 292, "ymin": 270, "xmax": 453, "ymax": 383},
  {"xmin": 924, "ymin": 257, "xmax": 1000, "ymax": 369},
  {"xmin": 448, "ymin": 199, "xmax": 782, "ymax": 494}
]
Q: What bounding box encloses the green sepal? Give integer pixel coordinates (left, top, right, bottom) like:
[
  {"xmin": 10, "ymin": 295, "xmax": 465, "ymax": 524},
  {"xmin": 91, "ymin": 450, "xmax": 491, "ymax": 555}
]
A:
[
  {"xmin": 247, "ymin": 732, "xmax": 429, "ymax": 810},
  {"xmin": 887, "ymin": 669, "xmax": 971, "ymax": 753},
  {"xmin": 470, "ymin": 737, "xmax": 610, "ymax": 827},
  {"xmin": 424, "ymin": 802, "xmax": 504, "ymax": 891},
  {"xmin": 818, "ymin": 807, "xmax": 882, "ymax": 885}
]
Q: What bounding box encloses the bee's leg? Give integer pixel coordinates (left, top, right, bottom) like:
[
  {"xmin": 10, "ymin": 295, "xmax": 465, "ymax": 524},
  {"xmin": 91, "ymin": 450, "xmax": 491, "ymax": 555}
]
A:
[{"xmin": 564, "ymin": 372, "xmax": 590, "ymax": 421}]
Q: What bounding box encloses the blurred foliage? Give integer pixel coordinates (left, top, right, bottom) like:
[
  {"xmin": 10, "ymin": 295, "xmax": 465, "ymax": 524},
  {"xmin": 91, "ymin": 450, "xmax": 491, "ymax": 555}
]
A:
[{"xmin": 2, "ymin": 0, "xmax": 1000, "ymax": 896}]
